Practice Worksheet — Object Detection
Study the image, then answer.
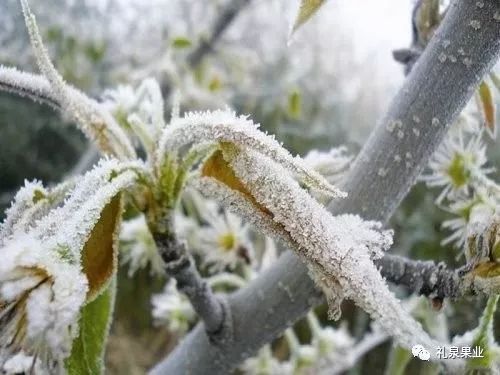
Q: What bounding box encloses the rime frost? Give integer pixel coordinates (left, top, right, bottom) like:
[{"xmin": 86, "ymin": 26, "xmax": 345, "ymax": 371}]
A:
[
  {"xmin": 19, "ymin": 0, "xmax": 136, "ymax": 160},
  {"xmin": 157, "ymin": 109, "xmax": 346, "ymax": 199},
  {"xmin": 0, "ymin": 159, "xmax": 141, "ymax": 372},
  {"xmin": 195, "ymin": 145, "xmax": 444, "ymax": 356}
]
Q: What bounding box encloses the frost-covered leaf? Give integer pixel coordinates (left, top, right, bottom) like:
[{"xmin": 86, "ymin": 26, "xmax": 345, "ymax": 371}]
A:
[
  {"xmin": 478, "ymin": 81, "xmax": 496, "ymax": 138},
  {"xmin": 0, "ymin": 160, "xmax": 140, "ymax": 372},
  {"xmin": 157, "ymin": 109, "xmax": 345, "ymax": 199},
  {"xmin": 195, "ymin": 146, "xmax": 447, "ymax": 359},
  {"xmin": 81, "ymin": 194, "xmax": 122, "ymax": 302},
  {"xmin": 201, "ymin": 149, "xmax": 271, "ymax": 216},
  {"xmin": 291, "ymin": 0, "xmax": 327, "ymax": 35},
  {"xmin": 65, "ymin": 277, "xmax": 116, "ymax": 375},
  {"xmin": 20, "ymin": 0, "xmax": 136, "ymax": 159},
  {"xmin": 0, "ymin": 66, "xmax": 57, "ymax": 109}
]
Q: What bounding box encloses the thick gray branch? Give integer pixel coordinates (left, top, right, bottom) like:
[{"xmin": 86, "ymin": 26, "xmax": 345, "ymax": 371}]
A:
[
  {"xmin": 152, "ymin": 1, "xmax": 500, "ymax": 373},
  {"xmin": 153, "ymin": 232, "xmax": 231, "ymax": 339}
]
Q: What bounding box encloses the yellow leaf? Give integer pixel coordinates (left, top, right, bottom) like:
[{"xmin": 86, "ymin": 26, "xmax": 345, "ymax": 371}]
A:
[
  {"xmin": 415, "ymin": 0, "xmax": 440, "ymax": 44},
  {"xmin": 478, "ymin": 81, "xmax": 496, "ymax": 137},
  {"xmin": 82, "ymin": 194, "xmax": 122, "ymax": 302},
  {"xmin": 292, "ymin": 0, "xmax": 326, "ymax": 34},
  {"xmin": 201, "ymin": 149, "xmax": 271, "ymax": 216},
  {"xmin": 473, "ymin": 262, "xmax": 500, "ymax": 279}
]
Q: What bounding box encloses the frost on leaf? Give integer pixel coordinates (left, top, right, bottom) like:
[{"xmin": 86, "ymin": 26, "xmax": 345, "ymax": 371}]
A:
[
  {"xmin": 81, "ymin": 194, "xmax": 122, "ymax": 302},
  {"xmin": 157, "ymin": 109, "xmax": 345, "ymax": 200},
  {"xmin": 0, "ymin": 159, "xmax": 139, "ymax": 373},
  {"xmin": 196, "ymin": 145, "xmax": 443, "ymax": 357},
  {"xmin": 19, "ymin": 0, "xmax": 135, "ymax": 160}
]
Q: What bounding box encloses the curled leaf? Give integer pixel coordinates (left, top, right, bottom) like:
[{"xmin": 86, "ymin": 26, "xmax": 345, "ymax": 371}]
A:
[
  {"xmin": 201, "ymin": 149, "xmax": 271, "ymax": 216},
  {"xmin": 82, "ymin": 195, "xmax": 123, "ymax": 302}
]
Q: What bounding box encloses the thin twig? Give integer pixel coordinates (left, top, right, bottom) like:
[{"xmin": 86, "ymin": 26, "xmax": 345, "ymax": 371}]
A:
[
  {"xmin": 187, "ymin": 0, "xmax": 253, "ymax": 68},
  {"xmin": 153, "ymin": 231, "xmax": 232, "ymax": 340}
]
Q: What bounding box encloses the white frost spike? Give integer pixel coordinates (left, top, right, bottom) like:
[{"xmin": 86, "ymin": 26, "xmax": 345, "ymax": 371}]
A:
[
  {"xmin": 0, "ymin": 180, "xmax": 47, "ymax": 245},
  {"xmin": 157, "ymin": 109, "xmax": 345, "ymax": 199},
  {"xmin": 33, "ymin": 159, "xmax": 143, "ymax": 255},
  {"xmin": 0, "ymin": 66, "xmax": 56, "ymax": 109},
  {"xmin": 20, "ymin": 0, "xmax": 136, "ymax": 160},
  {"xmin": 201, "ymin": 147, "xmax": 444, "ymax": 358}
]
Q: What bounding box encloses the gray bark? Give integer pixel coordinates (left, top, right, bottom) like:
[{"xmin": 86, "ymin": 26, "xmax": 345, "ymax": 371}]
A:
[
  {"xmin": 154, "ymin": 232, "xmax": 231, "ymax": 340},
  {"xmin": 151, "ymin": 1, "xmax": 500, "ymax": 374}
]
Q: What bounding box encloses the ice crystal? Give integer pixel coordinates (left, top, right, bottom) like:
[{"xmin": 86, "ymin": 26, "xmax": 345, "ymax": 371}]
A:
[
  {"xmin": 157, "ymin": 109, "xmax": 345, "ymax": 199},
  {"xmin": 303, "ymin": 147, "xmax": 352, "ymax": 184}
]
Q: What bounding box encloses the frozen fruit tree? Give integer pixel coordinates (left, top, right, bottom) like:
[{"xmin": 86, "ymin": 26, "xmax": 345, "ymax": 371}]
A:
[{"xmin": 0, "ymin": 0, "xmax": 499, "ymax": 374}]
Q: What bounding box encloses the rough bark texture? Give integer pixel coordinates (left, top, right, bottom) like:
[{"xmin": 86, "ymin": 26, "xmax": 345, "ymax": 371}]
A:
[
  {"xmin": 154, "ymin": 233, "xmax": 231, "ymax": 339},
  {"xmin": 152, "ymin": 1, "xmax": 500, "ymax": 373}
]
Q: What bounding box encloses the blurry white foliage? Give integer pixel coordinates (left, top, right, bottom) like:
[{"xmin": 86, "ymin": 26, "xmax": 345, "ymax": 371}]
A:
[
  {"xmin": 195, "ymin": 206, "xmax": 253, "ymax": 273},
  {"xmin": 151, "ymin": 279, "xmax": 196, "ymax": 335},
  {"xmin": 120, "ymin": 215, "xmax": 165, "ymax": 277}
]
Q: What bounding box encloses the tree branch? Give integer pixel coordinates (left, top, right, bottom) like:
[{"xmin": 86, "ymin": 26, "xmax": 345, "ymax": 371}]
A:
[
  {"xmin": 187, "ymin": 0, "xmax": 253, "ymax": 68},
  {"xmin": 153, "ymin": 232, "xmax": 231, "ymax": 340},
  {"xmin": 151, "ymin": 1, "xmax": 500, "ymax": 373},
  {"xmin": 377, "ymin": 254, "xmax": 460, "ymax": 299}
]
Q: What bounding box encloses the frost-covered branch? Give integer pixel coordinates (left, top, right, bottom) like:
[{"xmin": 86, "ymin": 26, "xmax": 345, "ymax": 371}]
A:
[
  {"xmin": 377, "ymin": 254, "xmax": 460, "ymax": 300},
  {"xmin": 153, "ymin": 231, "xmax": 231, "ymax": 340},
  {"xmin": 152, "ymin": 1, "xmax": 500, "ymax": 373}
]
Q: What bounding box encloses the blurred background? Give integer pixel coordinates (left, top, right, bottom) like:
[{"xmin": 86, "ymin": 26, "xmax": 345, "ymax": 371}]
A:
[{"xmin": 1, "ymin": 0, "xmax": 499, "ymax": 373}]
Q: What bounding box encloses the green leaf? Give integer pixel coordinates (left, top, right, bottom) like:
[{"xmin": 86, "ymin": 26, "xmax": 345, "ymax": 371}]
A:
[
  {"xmin": 65, "ymin": 277, "xmax": 116, "ymax": 375},
  {"xmin": 172, "ymin": 36, "xmax": 192, "ymax": 49},
  {"xmin": 467, "ymin": 295, "xmax": 499, "ymax": 371},
  {"xmin": 82, "ymin": 194, "xmax": 122, "ymax": 302},
  {"xmin": 291, "ymin": 0, "xmax": 326, "ymax": 34},
  {"xmin": 288, "ymin": 89, "xmax": 302, "ymax": 119},
  {"xmin": 385, "ymin": 346, "xmax": 412, "ymax": 375}
]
